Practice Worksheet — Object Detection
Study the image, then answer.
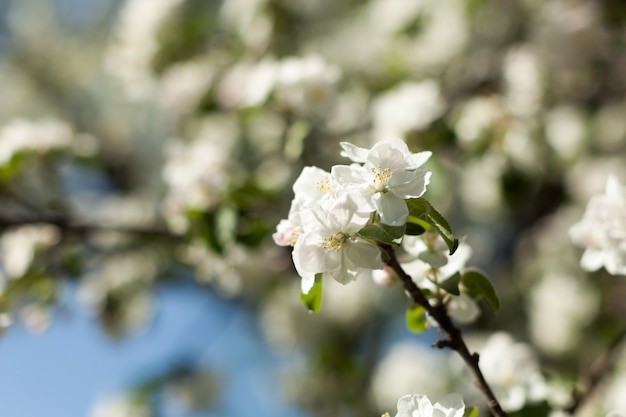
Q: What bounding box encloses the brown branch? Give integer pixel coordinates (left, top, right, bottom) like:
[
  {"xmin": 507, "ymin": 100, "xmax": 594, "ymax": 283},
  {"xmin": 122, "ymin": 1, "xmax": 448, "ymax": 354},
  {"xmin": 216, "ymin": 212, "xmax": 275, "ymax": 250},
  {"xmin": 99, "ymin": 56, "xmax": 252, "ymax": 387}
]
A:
[
  {"xmin": 0, "ymin": 216, "xmax": 183, "ymax": 243},
  {"xmin": 381, "ymin": 243, "xmax": 508, "ymax": 417},
  {"xmin": 565, "ymin": 329, "xmax": 626, "ymax": 415}
]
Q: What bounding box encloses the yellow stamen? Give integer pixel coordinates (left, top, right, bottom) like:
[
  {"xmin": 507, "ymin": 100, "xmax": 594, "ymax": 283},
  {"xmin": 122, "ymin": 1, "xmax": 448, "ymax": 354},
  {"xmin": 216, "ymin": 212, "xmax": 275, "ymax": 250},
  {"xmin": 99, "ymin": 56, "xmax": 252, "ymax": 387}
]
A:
[
  {"xmin": 370, "ymin": 165, "xmax": 393, "ymax": 192},
  {"xmin": 322, "ymin": 233, "xmax": 345, "ymax": 252}
]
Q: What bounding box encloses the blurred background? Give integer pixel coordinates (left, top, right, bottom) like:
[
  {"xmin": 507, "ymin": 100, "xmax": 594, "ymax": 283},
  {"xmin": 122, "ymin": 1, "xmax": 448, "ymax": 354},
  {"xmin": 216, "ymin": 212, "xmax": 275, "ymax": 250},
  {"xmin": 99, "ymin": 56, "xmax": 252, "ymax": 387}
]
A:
[{"xmin": 0, "ymin": 0, "xmax": 625, "ymax": 416}]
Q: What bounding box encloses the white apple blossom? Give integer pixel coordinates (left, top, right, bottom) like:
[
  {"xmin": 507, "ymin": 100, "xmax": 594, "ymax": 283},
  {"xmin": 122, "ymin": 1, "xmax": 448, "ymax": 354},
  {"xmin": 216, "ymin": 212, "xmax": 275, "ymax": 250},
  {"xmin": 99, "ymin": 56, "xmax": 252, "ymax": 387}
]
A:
[
  {"xmin": 332, "ymin": 139, "xmax": 432, "ymax": 226},
  {"xmin": 274, "ymin": 54, "xmax": 341, "ymax": 116},
  {"xmin": 394, "ymin": 393, "xmax": 464, "ymax": 417},
  {"xmin": 400, "ymin": 233, "xmax": 480, "ymax": 324},
  {"xmin": 272, "ymin": 219, "xmax": 298, "ymax": 247},
  {"xmin": 292, "ymin": 195, "xmax": 383, "ymax": 288},
  {"xmin": 569, "ymin": 175, "xmax": 626, "ymax": 276},
  {"xmin": 273, "ymin": 166, "xmax": 339, "ymax": 248},
  {"xmin": 480, "ymin": 332, "xmax": 547, "ymax": 412},
  {"xmin": 0, "ymin": 224, "xmax": 60, "ymax": 279},
  {"xmin": 104, "ymin": 0, "xmax": 186, "ymax": 100},
  {"xmin": 292, "ymin": 165, "xmax": 338, "ymax": 208},
  {"xmin": 372, "ymin": 80, "xmax": 446, "ymax": 139},
  {"xmin": 0, "ymin": 118, "xmax": 74, "ymax": 167}
]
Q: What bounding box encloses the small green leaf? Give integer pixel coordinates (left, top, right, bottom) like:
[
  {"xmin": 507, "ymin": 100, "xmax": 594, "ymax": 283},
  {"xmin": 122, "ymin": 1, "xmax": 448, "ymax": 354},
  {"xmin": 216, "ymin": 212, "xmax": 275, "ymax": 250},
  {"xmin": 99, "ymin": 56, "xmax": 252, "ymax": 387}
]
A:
[
  {"xmin": 405, "ymin": 215, "xmax": 429, "ymax": 235},
  {"xmin": 461, "ymin": 269, "xmax": 499, "ymax": 312},
  {"xmin": 439, "ymin": 272, "xmax": 461, "ymax": 296},
  {"xmin": 300, "ymin": 273, "xmax": 323, "ymax": 313},
  {"xmin": 406, "ymin": 198, "xmax": 458, "ymax": 254},
  {"xmin": 464, "ymin": 406, "xmax": 479, "ymax": 417},
  {"xmin": 406, "ymin": 303, "xmax": 428, "ymax": 333},
  {"xmin": 358, "ymin": 213, "xmax": 405, "ymax": 244}
]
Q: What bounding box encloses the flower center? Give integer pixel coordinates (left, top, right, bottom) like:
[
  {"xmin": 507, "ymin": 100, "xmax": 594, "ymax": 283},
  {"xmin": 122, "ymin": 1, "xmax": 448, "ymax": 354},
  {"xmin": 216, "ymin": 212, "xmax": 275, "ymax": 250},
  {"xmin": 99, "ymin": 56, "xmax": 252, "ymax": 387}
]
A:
[
  {"xmin": 322, "ymin": 232, "xmax": 346, "ymax": 252},
  {"xmin": 316, "ymin": 176, "xmax": 335, "ymax": 197},
  {"xmin": 289, "ymin": 230, "xmax": 300, "ymax": 246},
  {"xmin": 370, "ymin": 165, "xmax": 393, "ymax": 192}
]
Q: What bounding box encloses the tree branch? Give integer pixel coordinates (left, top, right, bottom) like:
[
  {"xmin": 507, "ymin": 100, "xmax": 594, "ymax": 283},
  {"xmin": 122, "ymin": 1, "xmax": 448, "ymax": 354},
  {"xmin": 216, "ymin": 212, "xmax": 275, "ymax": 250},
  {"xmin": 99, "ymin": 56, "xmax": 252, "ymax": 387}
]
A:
[
  {"xmin": 565, "ymin": 329, "xmax": 626, "ymax": 415},
  {"xmin": 381, "ymin": 243, "xmax": 508, "ymax": 417}
]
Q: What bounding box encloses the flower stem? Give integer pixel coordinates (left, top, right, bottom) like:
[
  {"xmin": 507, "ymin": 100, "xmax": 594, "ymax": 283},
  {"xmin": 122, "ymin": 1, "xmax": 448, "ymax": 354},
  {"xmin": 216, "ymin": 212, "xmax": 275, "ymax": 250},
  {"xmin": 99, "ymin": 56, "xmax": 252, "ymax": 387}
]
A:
[{"xmin": 381, "ymin": 243, "xmax": 508, "ymax": 417}]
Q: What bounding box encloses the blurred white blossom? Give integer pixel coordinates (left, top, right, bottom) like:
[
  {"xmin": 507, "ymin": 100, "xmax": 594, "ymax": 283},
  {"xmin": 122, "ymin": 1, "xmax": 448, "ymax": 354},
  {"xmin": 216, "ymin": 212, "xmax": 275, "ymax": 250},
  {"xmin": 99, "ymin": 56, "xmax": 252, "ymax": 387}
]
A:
[
  {"xmin": 218, "ymin": 0, "xmax": 272, "ymax": 52},
  {"xmin": 569, "ymin": 175, "xmax": 626, "ymax": 276},
  {"xmin": 78, "ymin": 250, "xmax": 159, "ymax": 334},
  {"xmin": 503, "ymin": 45, "xmax": 543, "ymax": 118},
  {"xmin": 452, "ymin": 96, "xmax": 504, "ymax": 148},
  {"xmin": 372, "ymin": 80, "xmax": 445, "ymax": 139},
  {"xmin": 371, "ymin": 342, "xmax": 454, "ymax": 413},
  {"xmin": 161, "ymin": 117, "xmax": 238, "ymax": 233},
  {"xmin": 0, "ymin": 118, "xmax": 74, "ymax": 167},
  {"xmin": 528, "ymin": 271, "xmax": 599, "ymax": 354},
  {"xmin": 217, "ymin": 58, "xmax": 278, "ymax": 109},
  {"xmin": 274, "ymin": 54, "xmax": 341, "ymax": 116},
  {"xmin": 480, "ymin": 332, "xmax": 547, "ymax": 411},
  {"xmin": 158, "ymin": 57, "xmax": 215, "ymax": 121},
  {"xmin": 104, "ymin": 0, "xmax": 186, "ymax": 100},
  {"xmin": 545, "ymin": 105, "xmax": 587, "ymax": 162},
  {"xmin": 0, "ymin": 223, "xmax": 60, "ymax": 279},
  {"xmin": 400, "ymin": 234, "xmax": 480, "ymax": 324}
]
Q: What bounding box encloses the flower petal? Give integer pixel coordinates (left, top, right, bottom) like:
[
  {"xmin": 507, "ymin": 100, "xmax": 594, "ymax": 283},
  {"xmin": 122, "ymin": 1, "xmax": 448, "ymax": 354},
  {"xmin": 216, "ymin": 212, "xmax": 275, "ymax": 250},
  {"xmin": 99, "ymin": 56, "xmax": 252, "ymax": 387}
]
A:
[
  {"xmin": 344, "ymin": 239, "xmax": 384, "ymax": 270},
  {"xmin": 433, "ymin": 393, "xmax": 465, "ymax": 417},
  {"xmin": 339, "ymin": 142, "xmax": 369, "ymax": 163},
  {"xmin": 391, "ymin": 170, "xmax": 431, "ymax": 198},
  {"xmin": 374, "ymin": 193, "xmax": 409, "ymax": 226},
  {"xmin": 396, "ymin": 394, "xmax": 433, "ymax": 417}
]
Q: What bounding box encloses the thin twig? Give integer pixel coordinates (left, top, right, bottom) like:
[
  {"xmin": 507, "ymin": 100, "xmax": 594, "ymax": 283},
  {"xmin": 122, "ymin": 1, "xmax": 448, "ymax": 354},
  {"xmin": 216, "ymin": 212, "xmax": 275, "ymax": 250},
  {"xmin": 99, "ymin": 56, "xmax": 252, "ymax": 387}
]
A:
[
  {"xmin": 381, "ymin": 243, "xmax": 508, "ymax": 417},
  {"xmin": 566, "ymin": 329, "xmax": 626, "ymax": 415}
]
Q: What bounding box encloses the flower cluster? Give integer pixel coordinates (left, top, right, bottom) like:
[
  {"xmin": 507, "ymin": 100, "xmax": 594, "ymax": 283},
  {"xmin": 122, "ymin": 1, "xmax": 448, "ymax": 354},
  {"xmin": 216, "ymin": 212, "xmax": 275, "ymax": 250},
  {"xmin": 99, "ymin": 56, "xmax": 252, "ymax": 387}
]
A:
[
  {"xmin": 569, "ymin": 175, "xmax": 626, "ymax": 276},
  {"xmin": 274, "ymin": 138, "xmax": 431, "ymax": 292}
]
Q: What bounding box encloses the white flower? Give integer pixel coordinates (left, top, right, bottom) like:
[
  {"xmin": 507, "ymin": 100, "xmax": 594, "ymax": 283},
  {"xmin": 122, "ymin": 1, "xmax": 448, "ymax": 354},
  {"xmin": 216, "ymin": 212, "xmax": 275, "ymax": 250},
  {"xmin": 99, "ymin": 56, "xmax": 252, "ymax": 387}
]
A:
[
  {"xmin": 528, "ymin": 272, "xmax": 599, "ymax": 355},
  {"xmin": 372, "ymin": 80, "xmax": 446, "ymax": 139},
  {"xmin": 401, "ymin": 234, "xmax": 480, "ymax": 324},
  {"xmin": 104, "ymin": 0, "xmax": 186, "ymax": 100},
  {"xmin": 480, "ymin": 332, "xmax": 547, "ymax": 412},
  {"xmin": 446, "ymin": 293, "xmax": 480, "ymax": 324},
  {"xmin": 292, "ymin": 166, "xmax": 338, "ymax": 208},
  {"xmin": 569, "ymin": 175, "xmax": 626, "ymax": 276},
  {"xmin": 292, "ymin": 195, "xmax": 383, "ymax": 287},
  {"xmin": 0, "ymin": 224, "xmax": 60, "ymax": 279},
  {"xmin": 0, "ymin": 118, "xmax": 74, "ymax": 167},
  {"xmin": 274, "ymin": 166, "xmax": 339, "ymax": 249},
  {"xmin": 272, "ymin": 219, "xmax": 298, "ymax": 247},
  {"xmin": 332, "ymin": 139, "xmax": 432, "ymax": 226},
  {"xmin": 395, "ymin": 393, "xmax": 464, "ymax": 417},
  {"xmin": 274, "ymin": 54, "xmax": 341, "ymax": 115}
]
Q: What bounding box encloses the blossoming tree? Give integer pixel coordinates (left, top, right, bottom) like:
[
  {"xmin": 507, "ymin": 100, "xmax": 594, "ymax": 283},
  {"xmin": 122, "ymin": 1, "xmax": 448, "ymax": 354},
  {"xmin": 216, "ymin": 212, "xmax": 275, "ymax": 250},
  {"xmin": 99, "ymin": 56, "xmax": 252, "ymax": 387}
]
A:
[{"xmin": 1, "ymin": 1, "xmax": 626, "ymax": 417}]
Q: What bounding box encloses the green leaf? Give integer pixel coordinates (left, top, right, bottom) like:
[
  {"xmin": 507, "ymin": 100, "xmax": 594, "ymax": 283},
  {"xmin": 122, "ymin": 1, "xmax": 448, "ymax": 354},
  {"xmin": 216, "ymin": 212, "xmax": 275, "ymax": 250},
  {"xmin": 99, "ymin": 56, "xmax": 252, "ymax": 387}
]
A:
[
  {"xmin": 464, "ymin": 407, "xmax": 479, "ymax": 417},
  {"xmin": 406, "ymin": 303, "xmax": 428, "ymax": 333},
  {"xmin": 404, "ymin": 215, "xmax": 428, "ymax": 235},
  {"xmin": 300, "ymin": 273, "xmax": 323, "ymax": 313},
  {"xmin": 406, "ymin": 198, "xmax": 458, "ymax": 254},
  {"xmin": 439, "ymin": 271, "xmax": 461, "ymax": 296},
  {"xmin": 461, "ymin": 269, "xmax": 499, "ymax": 312},
  {"xmin": 358, "ymin": 213, "xmax": 405, "ymax": 244}
]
